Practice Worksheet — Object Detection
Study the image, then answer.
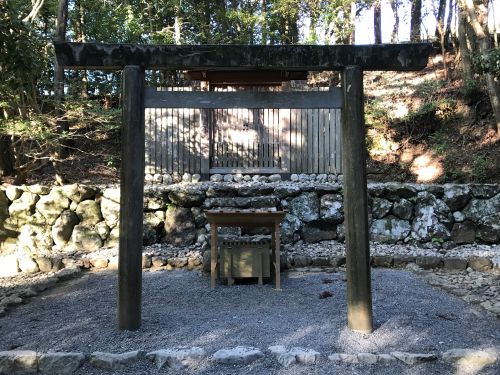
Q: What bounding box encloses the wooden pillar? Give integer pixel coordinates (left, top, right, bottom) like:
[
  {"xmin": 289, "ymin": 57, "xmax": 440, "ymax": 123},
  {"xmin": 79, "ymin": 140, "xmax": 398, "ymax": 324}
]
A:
[
  {"xmin": 118, "ymin": 65, "xmax": 145, "ymax": 330},
  {"xmin": 200, "ymin": 108, "xmax": 211, "ymax": 180},
  {"xmin": 341, "ymin": 66, "xmax": 373, "ymax": 334}
]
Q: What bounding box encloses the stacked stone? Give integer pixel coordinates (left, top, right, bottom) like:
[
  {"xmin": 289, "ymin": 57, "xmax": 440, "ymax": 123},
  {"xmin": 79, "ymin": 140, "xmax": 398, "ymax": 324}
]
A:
[
  {"xmin": 1, "ymin": 182, "xmax": 499, "ymax": 277},
  {"xmin": 145, "ymin": 173, "xmax": 341, "ymax": 184}
]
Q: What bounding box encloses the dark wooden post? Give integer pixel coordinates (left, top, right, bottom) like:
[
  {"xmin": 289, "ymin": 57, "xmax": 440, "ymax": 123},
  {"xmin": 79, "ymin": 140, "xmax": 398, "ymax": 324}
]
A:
[
  {"xmin": 118, "ymin": 65, "xmax": 145, "ymax": 330},
  {"xmin": 341, "ymin": 66, "xmax": 373, "ymax": 333}
]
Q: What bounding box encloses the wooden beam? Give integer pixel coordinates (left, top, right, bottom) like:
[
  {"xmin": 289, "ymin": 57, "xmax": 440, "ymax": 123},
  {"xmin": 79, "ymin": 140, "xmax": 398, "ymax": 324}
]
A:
[
  {"xmin": 118, "ymin": 66, "xmax": 145, "ymax": 331},
  {"xmin": 184, "ymin": 70, "xmax": 308, "ymax": 84},
  {"xmin": 144, "ymin": 89, "xmax": 343, "ymax": 109},
  {"xmin": 54, "ymin": 42, "xmax": 432, "ymax": 71},
  {"xmin": 341, "ymin": 66, "xmax": 373, "ymax": 334}
]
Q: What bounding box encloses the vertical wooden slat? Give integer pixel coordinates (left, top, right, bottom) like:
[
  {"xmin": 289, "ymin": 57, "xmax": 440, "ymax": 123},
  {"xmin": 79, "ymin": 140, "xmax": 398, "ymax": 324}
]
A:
[
  {"xmin": 273, "ymin": 108, "xmax": 277, "ymax": 168},
  {"xmin": 154, "ymin": 107, "xmax": 159, "ymax": 174},
  {"xmin": 186, "ymin": 107, "xmax": 190, "ymax": 173},
  {"xmin": 160, "ymin": 108, "xmax": 166, "ymax": 175},
  {"xmin": 194, "ymin": 109, "xmax": 199, "ymax": 173},
  {"xmin": 307, "ymin": 108, "xmax": 313, "ymax": 173},
  {"xmin": 323, "ymin": 108, "xmax": 329, "ymax": 173},
  {"xmin": 289, "ymin": 108, "xmax": 295, "ymax": 172},
  {"xmin": 221, "ymin": 108, "xmax": 225, "ymax": 168},
  {"xmin": 268, "ymin": 108, "xmax": 272, "ymax": 168},
  {"xmin": 179, "ymin": 108, "xmax": 189, "ymax": 174},
  {"xmin": 171, "ymin": 108, "xmax": 177, "ymax": 173},
  {"xmin": 243, "ymin": 108, "xmax": 248, "ymax": 169},
  {"xmin": 275, "ymin": 108, "xmax": 280, "ymax": 169},
  {"xmin": 225, "ymin": 108, "xmax": 229, "ymax": 168},
  {"xmin": 214, "ymin": 109, "xmax": 218, "ymax": 168},
  {"xmin": 167, "ymin": 107, "xmax": 173, "ymax": 173},
  {"xmin": 183, "ymin": 107, "xmax": 189, "ymax": 173},
  {"xmin": 200, "ymin": 108, "xmax": 210, "ymax": 177},
  {"xmin": 154, "ymin": 107, "xmax": 158, "ymax": 175},
  {"xmin": 144, "ymin": 108, "xmax": 151, "ymax": 174},
  {"xmin": 328, "ymin": 108, "xmax": 334, "ymax": 173},
  {"xmin": 336, "ymin": 108, "xmax": 342, "ymax": 174},
  {"xmin": 185, "ymin": 107, "xmax": 190, "ymax": 173},
  {"xmin": 313, "ymin": 109, "xmax": 319, "ymax": 173},
  {"xmin": 119, "ymin": 65, "xmax": 144, "ymax": 331},
  {"xmin": 190, "ymin": 107, "xmax": 195, "ymax": 173},
  {"xmin": 281, "ymin": 108, "xmax": 290, "ymax": 171},
  {"xmin": 221, "ymin": 109, "xmax": 224, "ymax": 167},
  {"xmin": 299, "ymin": 109, "xmax": 304, "ymax": 172},
  {"xmin": 318, "ymin": 108, "xmax": 324, "ymax": 173},
  {"xmin": 224, "ymin": 108, "xmax": 229, "ymax": 168},
  {"xmin": 150, "ymin": 108, "xmax": 155, "ymax": 174},
  {"xmin": 262, "ymin": 108, "xmax": 266, "ymax": 168}
]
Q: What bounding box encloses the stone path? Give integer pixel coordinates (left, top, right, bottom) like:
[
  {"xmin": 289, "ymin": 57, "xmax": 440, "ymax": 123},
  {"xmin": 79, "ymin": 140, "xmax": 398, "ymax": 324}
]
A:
[{"xmin": 0, "ymin": 346, "xmax": 498, "ymax": 374}]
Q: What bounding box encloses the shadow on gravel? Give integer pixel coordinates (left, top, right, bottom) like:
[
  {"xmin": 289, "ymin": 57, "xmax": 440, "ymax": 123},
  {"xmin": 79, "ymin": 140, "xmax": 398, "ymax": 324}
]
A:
[{"xmin": 0, "ymin": 268, "xmax": 498, "ymax": 371}]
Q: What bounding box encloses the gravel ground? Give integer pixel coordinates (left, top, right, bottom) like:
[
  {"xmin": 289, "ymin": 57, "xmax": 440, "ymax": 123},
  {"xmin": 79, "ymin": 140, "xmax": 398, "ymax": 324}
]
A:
[{"xmin": 0, "ymin": 268, "xmax": 499, "ymax": 374}]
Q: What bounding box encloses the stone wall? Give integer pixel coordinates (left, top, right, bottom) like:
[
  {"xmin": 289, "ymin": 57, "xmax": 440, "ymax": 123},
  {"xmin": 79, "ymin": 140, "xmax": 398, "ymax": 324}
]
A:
[{"xmin": 1, "ymin": 181, "xmax": 498, "ymax": 276}]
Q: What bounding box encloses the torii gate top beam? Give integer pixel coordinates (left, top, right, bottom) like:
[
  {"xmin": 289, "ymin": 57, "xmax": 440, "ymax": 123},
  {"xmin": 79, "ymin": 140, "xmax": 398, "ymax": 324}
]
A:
[{"xmin": 54, "ymin": 42, "xmax": 432, "ymax": 71}]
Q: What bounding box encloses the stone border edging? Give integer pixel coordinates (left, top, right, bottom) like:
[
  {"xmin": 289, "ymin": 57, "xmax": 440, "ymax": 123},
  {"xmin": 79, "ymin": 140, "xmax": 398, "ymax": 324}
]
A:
[{"xmin": 0, "ymin": 347, "xmax": 497, "ymax": 373}]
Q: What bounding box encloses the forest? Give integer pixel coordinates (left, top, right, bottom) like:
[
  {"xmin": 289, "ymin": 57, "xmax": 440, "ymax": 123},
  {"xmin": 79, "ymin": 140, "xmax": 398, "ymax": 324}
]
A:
[{"xmin": 0, "ymin": 0, "xmax": 499, "ymax": 184}]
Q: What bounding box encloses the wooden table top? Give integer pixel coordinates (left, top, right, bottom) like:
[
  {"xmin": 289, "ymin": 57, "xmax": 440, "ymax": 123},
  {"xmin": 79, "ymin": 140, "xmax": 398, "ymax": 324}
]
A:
[{"xmin": 206, "ymin": 210, "xmax": 285, "ymax": 226}]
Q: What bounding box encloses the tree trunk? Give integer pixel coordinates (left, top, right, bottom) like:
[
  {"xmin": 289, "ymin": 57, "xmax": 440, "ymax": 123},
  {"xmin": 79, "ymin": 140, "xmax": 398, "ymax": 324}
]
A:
[
  {"xmin": 76, "ymin": 0, "xmax": 88, "ymax": 98},
  {"xmin": 457, "ymin": 6, "xmax": 473, "ymax": 81},
  {"xmin": 53, "ymin": 0, "xmax": 69, "ymax": 184},
  {"xmin": 289, "ymin": 13, "xmax": 299, "ymax": 43},
  {"xmin": 374, "ymin": 1, "xmax": 382, "ymax": 44},
  {"xmin": 348, "ymin": 1, "xmax": 356, "ymax": 44},
  {"xmin": 435, "ymin": 0, "xmax": 447, "ymax": 39},
  {"xmin": 23, "ymin": 0, "xmax": 46, "ymax": 23},
  {"xmin": 410, "ymin": 0, "xmax": 422, "ymax": 42},
  {"xmin": 390, "ymin": 0, "xmax": 400, "ymax": 43},
  {"xmin": 174, "ymin": 0, "xmax": 182, "ymax": 45},
  {"xmin": 435, "ymin": 0, "xmax": 448, "ymax": 78},
  {"xmin": 309, "ymin": 10, "xmax": 318, "ymax": 43},
  {"xmin": 463, "ymin": 0, "xmax": 500, "ymax": 134},
  {"xmin": 0, "ymin": 136, "xmax": 14, "ymax": 178},
  {"xmin": 490, "ymin": 0, "xmax": 498, "ymax": 48},
  {"xmin": 261, "ymin": 0, "xmax": 267, "ymax": 45},
  {"xmin": 444, "ymin": 0, "xmax": 454, "ymax": 46}
]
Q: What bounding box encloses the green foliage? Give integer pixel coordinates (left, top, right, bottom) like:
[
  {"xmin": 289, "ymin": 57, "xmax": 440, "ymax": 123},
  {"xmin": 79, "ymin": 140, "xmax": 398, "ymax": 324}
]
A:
[
  {"xmin": 365, "ymin": 98, "xmax": 389, "ymax": 128},
  {"xmin": 471, "ymin": 154, "xmax": 488, "ymax": 182},
  {"xmin": 403, "ymin": 101, "xmax": 437, "ymax": 122},
  {"xmin": 429, "ymin": 132, "xmax": 450, "ymax": 156},
  {"xmin": 0, "ymin": 0, "xmax": 49, "ymax": 115},
  {"xmin": 473, "ymin": 48, "xmax": 500, "ymax": 78},
  {"xmin": 460, "ymin": 78, "xmax": 483, "ymax": 103},
  {"xmin": 403, "ymin": 99, "xmax": 455, "ymax": 124},
  {"xmin": 414, "ymin": 80, "xmax": 446, "ymax": 98},
  {"xmin": 442, "ymin": 157, "xmax": 462, "ymax": 181},
  {"xmin": 63, "ymin": 100, "xmax": 121, "ymax": 132}
]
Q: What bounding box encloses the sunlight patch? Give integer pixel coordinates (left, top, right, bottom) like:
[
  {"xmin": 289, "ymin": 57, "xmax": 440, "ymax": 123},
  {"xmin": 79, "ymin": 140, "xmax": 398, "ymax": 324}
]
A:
[{"xmin": 410, "ymin": 152, "xmax": 443, "ymax": 182}]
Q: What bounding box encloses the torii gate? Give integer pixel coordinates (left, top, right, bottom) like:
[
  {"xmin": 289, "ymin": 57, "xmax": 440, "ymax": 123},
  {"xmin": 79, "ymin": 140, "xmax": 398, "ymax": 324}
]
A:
[{"xmin": 55, "ymin": 42, "xmax": 431, "ymax": 334}]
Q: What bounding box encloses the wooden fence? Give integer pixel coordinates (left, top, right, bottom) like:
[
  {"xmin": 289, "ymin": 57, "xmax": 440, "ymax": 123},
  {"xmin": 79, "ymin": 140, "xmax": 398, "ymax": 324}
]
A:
[{"xmin": 144, "ymin": 88, "xmax": 342, "ymax": 176}]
